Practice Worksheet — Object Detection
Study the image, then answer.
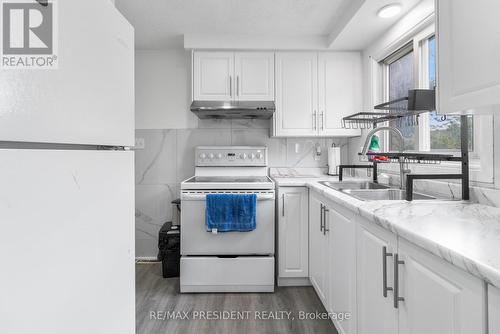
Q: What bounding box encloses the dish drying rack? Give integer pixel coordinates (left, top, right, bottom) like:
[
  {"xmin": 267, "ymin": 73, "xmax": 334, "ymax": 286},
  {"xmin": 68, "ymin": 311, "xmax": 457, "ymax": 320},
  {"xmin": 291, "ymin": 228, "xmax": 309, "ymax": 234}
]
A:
[
  {"xmin": 342, "ymin": 110, "xmax": 426, "ymax": 129},
  {"xmin": 357, "ymin": 152, "xmax": 462, "ymax": 165},
  {"xmin": 341, "ymin": 89, "xmax": 470, "ymax": 201},
  {"xmin": 343, "ymin": 89, "xmax": 437, "ymax": 129}
]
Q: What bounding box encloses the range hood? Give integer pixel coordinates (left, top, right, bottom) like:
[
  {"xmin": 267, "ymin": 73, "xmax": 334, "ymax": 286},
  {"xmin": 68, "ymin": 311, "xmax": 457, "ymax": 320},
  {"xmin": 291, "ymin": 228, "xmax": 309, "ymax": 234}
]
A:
[{"xmin": 190, "ymin": 101, "xmax": 275, "ymax": 119}]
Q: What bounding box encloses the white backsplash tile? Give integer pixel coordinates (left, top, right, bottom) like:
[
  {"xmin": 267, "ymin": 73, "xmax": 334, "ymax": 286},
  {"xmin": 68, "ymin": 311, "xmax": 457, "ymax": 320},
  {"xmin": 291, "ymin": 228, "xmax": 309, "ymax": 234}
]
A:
[
  {"xmin": 135, "ymin": 184, "xmax": 179, "ymax": 259},
  {"xmin": 135, "ymin": 129, "xmax": 177, "ymax": 185},
  {"xmin": 286, "ymin": 138, "xmax": 333, "ymax": 168},
  {"xmin": 231, "ymin": 119, "xmax": 271, "ymax": 129},
  {"xmin": 197, "ymin": 118, "xmax": 232, "ymax": 129}
]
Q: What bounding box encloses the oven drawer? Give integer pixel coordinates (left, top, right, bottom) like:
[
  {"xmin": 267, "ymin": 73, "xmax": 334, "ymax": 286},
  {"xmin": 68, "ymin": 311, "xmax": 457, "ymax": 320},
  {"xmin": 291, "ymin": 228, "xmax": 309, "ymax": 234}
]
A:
[
  {"xmin": 180, "ymin": 256, "xmax": 274, "ymax": 293},
  {"xmin": 180, "ymin": 191, "xmax": 275, "ymax": 255}
]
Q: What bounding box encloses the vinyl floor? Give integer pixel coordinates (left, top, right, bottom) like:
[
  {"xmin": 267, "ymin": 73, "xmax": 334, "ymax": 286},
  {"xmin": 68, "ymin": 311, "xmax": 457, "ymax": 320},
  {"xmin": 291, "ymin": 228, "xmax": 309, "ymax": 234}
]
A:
[{"xmin": 136, "ymin": 263, "xmax": 338, "ymax": 334}]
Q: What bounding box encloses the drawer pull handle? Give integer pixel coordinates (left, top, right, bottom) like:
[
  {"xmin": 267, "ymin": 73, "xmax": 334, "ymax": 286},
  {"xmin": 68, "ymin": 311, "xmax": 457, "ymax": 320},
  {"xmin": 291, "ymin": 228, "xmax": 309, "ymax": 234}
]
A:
[
  {"xmin": 393, "ymin": 253, "xmax": 405, "ymax": 308},
  {"xmin": 382, "ymin": 246, "xmax": 393, "ymax": 298}
]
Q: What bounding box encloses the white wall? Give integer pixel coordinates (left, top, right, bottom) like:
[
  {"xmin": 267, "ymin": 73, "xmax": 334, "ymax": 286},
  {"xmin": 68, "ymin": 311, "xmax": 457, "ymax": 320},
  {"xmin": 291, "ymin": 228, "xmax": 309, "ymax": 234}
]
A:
[{"xmin": 135, "ymin": 49, "xmax": 197, "ymax": 129}]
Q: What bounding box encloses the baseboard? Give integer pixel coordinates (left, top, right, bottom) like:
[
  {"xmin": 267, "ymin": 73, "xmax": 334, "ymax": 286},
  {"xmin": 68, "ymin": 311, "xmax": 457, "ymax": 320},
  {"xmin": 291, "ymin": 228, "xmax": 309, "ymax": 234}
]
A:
[{"xmin": 277, "ymin": 277, "xmax": 311, "ymax": 287}]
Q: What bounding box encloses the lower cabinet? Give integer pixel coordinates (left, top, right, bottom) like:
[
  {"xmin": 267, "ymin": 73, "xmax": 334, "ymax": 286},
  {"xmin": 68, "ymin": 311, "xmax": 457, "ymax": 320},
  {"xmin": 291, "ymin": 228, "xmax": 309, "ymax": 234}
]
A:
[
  {"xmin": 310, "ymin": 190, "xmax": 357, "ymax": 334},
  {"xmin": 489, "ymin": 284, "xmax": 500, "ymax": 334},
  {"xmin": 397, "ymin": 239, "xmax": 485, "ymax": 334},
  {"xmin": 282, "ymin": 188, "xmax": 487, "ymax": 334},
  {"xmin": 278, "ymin": 187, "xmax": 309, "ymax": 281},
  {"xmin": 356, "ymin": 219, "xmax": 398, "ymax": 334},
  {"xmin": 309, "ymin": 191, "xmax": 329, "ymax": 303},
  {"xmin": 357, "ymin": 217, "xmax": 486, "ymax": 334},
  {"xmin": 328, "ymin": 208, "xmax": 357, "ymax": 334}
]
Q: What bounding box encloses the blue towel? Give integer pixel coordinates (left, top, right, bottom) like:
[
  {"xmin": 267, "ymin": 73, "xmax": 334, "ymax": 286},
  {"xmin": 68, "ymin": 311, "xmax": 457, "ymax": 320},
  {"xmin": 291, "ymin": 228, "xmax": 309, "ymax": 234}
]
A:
[{"xmin": 206, "ymin": 194, "xmax": 257, "ymax": 232}]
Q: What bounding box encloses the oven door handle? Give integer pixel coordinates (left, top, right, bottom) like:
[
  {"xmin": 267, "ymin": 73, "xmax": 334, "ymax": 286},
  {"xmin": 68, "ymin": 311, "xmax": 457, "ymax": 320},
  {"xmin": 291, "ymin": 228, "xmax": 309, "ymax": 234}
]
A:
[{"xmin": 181, "ymin": 193, "xmax": 275, "ymax": 201}]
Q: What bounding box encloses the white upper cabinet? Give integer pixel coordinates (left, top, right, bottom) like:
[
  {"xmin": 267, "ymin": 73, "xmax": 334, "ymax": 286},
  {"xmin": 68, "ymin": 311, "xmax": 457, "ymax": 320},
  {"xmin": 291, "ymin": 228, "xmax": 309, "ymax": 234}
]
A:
[
  {"xmin": 274, "ymin": 52, "xmax": 318, "ymax": 137},
  {"xmin": 0, "ymin": 0, "xmax": 134, "ymax": 146},
  {"xmin": 437, "ymin": 0, "xmax": 500, "ymax": 114},
  {"xmin": 318, "ymin": 53, "xmax": 362, "ymax": 136},
  {"xmin": 193, "ymin": 51, "xmax": 274, "ymax": 101},
  {"xmin": 234, "ymin": 52, "xmax": 275, "ymax": 101},
  {"xmin": 193, "ymin": 52, "xmax": 234, "ymax": 101},
  {"xmin": 273, "ymin": 52, "xmax": 361, "ymax": 137}
]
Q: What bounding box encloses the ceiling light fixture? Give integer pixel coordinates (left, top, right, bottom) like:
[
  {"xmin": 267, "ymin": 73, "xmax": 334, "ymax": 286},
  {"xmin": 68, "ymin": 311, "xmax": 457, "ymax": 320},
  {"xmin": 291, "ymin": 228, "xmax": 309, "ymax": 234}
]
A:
[{"xmin": 377, "ymin": 3, "xmax": 402, "ymax": 18}]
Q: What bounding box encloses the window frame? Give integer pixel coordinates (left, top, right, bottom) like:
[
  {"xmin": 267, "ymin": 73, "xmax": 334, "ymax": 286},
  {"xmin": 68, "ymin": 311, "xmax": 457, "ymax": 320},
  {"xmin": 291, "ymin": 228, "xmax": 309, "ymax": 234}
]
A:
[{"xmin": 372, "ymin": 23, "xmax": 494, "ymax": 184}]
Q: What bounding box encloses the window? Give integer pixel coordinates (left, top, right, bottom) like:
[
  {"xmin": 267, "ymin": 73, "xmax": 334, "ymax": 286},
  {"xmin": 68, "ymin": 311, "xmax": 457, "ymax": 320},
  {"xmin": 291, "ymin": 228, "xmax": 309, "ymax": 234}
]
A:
[
  {"xmin": 382, "ymin": 33, "xmax": 473, "ymax": 153},
  {"xmin": 374, "ymin": 24, "xmax": 493, "ymax": 184},
  {"xmin": 384, "ymin": 44, "xmax": 417, "ymax": 151}
]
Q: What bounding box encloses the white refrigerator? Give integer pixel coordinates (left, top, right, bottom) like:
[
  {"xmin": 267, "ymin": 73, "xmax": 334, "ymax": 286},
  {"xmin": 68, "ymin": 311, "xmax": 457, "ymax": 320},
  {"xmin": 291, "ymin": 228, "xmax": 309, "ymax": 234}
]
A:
[{"xmin": 0, "ymin": 1, "xmax": 135, "ymax": 333}]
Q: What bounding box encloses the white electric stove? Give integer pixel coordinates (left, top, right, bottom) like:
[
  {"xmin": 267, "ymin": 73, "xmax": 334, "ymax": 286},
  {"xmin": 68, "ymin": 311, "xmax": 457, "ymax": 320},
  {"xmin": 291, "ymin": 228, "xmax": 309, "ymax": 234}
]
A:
[{"xmin": 180, "ymin": 146, "xmax": 275, "ymax": 293}]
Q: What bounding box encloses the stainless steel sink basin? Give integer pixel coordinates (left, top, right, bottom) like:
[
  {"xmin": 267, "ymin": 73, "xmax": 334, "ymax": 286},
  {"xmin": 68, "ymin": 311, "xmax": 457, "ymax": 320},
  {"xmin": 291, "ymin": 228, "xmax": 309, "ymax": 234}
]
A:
[
  {"xmin": 319, "ymin": 181, "xmax": 390, "ymax": 191},
  {"xmin": 341, "ymin": 189, "xmax": 435, "ymax": 201}
]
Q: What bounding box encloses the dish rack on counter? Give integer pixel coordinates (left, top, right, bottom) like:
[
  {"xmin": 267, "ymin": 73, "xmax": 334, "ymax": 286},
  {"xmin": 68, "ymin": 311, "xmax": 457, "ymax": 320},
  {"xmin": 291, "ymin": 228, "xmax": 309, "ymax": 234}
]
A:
[{"xmin": 341, "ymin": 89, "xmax": 470, "ymax": 201}]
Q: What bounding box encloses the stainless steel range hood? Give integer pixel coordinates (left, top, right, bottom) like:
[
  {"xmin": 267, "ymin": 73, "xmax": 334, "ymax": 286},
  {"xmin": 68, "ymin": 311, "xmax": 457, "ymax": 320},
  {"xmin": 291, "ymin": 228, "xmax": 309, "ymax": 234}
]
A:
[{"xmin": 190, "ymin": 101, "xmax": 275, "ymax": 119}]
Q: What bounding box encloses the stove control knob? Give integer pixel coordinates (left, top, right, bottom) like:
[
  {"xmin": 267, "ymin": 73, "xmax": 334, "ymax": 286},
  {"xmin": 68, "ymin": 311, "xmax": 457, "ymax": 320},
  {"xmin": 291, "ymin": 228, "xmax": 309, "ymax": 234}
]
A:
[
  {"xmin": 256, "ymin": 153, "xmax": 263, "ymax": 160},
  {"xmin": 250, "ymin": 153, "xmax": 256, "ymax": 160},
  {"xmin": 208, "ymin": 153, "xmax": 214, "ymax": 159},
  {"xmin": 216, "ymin": 153, "xmax": 223, "ymax": 159},
  {"xmin": 199, "ymin": 153, "xmax": 206, "ymax": 159},
  {"xmin": 240, "ymin": 153, "xmax": 247, "ymax": 159}
]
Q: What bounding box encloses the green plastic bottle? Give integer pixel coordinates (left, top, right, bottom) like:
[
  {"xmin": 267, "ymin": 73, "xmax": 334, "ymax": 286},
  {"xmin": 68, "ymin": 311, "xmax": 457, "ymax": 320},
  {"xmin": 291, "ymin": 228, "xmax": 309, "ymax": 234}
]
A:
[
  {"xmin": 368, "ymin": 134, "xmax": 381, "ymax": 151},
  {"xmin": 367, "ymin": 134, "xmax": 380, "ymax": 161}
]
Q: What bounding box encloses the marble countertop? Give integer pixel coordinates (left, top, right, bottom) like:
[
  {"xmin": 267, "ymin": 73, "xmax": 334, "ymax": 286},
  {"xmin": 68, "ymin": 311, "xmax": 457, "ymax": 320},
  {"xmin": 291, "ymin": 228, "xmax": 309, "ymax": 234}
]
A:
[{"xmin": 272, "ymin": 173, "xmax": 500, "ymax": 288}]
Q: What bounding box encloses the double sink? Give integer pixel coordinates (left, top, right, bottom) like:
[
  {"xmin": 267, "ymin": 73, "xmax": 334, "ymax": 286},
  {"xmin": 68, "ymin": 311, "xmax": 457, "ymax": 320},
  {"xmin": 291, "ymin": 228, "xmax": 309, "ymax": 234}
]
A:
[{"xmin": 319, "ymin": 181, "xmax": 435, "ymax": 201}]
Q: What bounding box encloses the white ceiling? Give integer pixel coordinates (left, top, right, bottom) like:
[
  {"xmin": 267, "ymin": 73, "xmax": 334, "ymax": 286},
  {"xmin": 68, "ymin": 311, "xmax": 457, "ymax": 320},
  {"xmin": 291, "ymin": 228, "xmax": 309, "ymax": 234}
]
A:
[
  {"xmin": 115, "ymin": 0, "xmax": 354, "ymax": 49},
  {"xmin": 115, "ymin": 0, "xmax": 425, "ymax": 50},
  {"xmin": 330, "ymin": 0, "xmax": 422, "ymax": 50}
]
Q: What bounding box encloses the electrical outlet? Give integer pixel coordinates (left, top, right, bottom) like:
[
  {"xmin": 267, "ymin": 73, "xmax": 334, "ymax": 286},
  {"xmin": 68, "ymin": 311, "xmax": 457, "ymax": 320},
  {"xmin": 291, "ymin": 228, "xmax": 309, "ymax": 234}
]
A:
[{"xmin": 135, "ymin": 137, "xmax": 145, "ymax": 149}]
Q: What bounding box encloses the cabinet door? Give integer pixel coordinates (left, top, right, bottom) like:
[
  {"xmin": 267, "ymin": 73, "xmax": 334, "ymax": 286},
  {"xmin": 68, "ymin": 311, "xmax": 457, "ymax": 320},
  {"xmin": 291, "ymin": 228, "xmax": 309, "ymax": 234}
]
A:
[
  {"xmin": 398, "ymin": 239, "xmax": 485, "ymax": 334},
  {"xmin": 328, "ymin": 208, "xmax": 356, "ymax": 334},
  {"xmin": 278, "ymin": 187, "xmax": 309, "ymax": 278},
  {"xmin": 318, "ymin": 53, "xmax": 361, "ymax": 137},
  {"xmin": 309, "ymin": 192, "xmax": 328, "ymax": 304},
  {"xmin": 193, "ymin": 52, "xmax": 234, "ymax": 101},
  {"xmin": 356, "ymin": 221, "xmax": 398, "ymax": 334},
  {"xmin": 274, "ymin": 52, "xmax": 318, "ymax": 136},
  {"xmin": 234, "ymin": 52, "xmax": 274, "ymax": 101},
  {"xmin": 437, "ymin": 0, "xmax": 500, "ymax": 114},
  {"xmin": 489, "ymin": 285, "xmax": 500, "ymax": 334}
]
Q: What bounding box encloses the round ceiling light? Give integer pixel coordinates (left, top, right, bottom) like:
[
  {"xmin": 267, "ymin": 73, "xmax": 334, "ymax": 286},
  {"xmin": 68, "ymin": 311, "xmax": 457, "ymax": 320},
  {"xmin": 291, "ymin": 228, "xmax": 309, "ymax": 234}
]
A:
[{"xmin": 377, "ymin": 3, "xmax": 402, "ymax": 18}]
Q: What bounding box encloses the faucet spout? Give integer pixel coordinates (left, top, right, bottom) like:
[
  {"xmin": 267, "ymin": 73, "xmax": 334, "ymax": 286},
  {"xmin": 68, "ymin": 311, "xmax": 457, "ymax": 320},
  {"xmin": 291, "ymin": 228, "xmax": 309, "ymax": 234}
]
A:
[
  {"xmin": 359, "ymin": 126, "xmax": 409, "ymax": 190},
  {"xmin": 360, "ymin": 126, "xmax": 404, "ymax": 155}
]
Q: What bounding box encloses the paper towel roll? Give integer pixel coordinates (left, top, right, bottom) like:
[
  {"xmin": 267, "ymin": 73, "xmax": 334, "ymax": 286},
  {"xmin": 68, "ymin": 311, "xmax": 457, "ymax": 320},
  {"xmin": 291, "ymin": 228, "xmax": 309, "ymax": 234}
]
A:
[{"xmin": 328, "ymin": 147, "xmax": 341, "ymax": 175}]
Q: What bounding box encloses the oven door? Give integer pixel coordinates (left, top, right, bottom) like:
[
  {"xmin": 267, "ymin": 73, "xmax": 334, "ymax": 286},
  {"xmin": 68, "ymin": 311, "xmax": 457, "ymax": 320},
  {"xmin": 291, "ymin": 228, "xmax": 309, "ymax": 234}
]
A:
[{"xmin": 180, "ymin": 190, "xmax": 275, "ymax": 255}]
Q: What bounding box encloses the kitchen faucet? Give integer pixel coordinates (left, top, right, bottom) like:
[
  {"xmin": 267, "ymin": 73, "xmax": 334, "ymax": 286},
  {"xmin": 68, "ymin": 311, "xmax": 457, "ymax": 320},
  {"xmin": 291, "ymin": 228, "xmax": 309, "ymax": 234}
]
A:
[{"xmin": 360, "ymin": 126, "xmax": 411, "ymax": 189}]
